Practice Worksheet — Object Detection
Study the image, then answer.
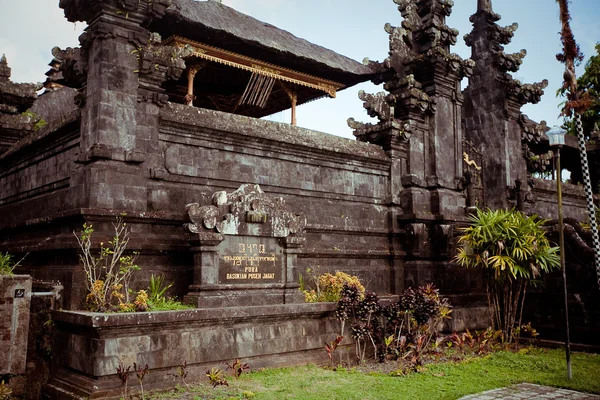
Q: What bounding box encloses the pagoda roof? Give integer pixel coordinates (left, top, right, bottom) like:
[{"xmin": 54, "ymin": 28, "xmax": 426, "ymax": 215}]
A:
[{"xmin": 149, "ymin": 0, "xmax": 374, "ymax": 86}]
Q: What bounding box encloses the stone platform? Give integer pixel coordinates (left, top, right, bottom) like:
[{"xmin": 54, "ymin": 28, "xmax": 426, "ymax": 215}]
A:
[{"xmin": 460, "ymin": 383, "xmax": 600, "ymax": 400}]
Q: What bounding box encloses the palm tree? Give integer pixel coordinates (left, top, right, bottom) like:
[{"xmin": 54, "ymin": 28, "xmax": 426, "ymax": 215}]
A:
[{"xmin": 454, "ymin": 209, "xmax": 560, "ymax": 343}]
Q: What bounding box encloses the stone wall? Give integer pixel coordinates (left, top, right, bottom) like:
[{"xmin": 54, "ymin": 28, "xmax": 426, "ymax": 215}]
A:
[
  {"xmin": 0, "ymin": 100, "xmax": 393, "ymax": 307},
  {"xmin": 531, "ymin": 178, "xmax": 592, "ymax": 221},
  {"xmin": 45, "ymin": 304, "xmax": 343, "ymax": 399}
]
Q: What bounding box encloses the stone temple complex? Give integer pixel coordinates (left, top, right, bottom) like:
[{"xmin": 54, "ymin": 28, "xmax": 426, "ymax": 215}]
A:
[{"xmin": 0, "ymin": 0, "xmax": 598, "ymax": 397}]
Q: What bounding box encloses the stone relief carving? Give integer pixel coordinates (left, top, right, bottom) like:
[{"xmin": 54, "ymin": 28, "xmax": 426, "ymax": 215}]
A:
[{"xmin": 185, "ymin": 184, "xmax": 306, "ymax": 238}]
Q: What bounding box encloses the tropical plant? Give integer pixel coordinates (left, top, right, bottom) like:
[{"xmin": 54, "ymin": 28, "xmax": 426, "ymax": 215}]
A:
[
  {"xmin": 206, "ymin": 367, "xmax": 228, "ymax": 387},
  {"xmin": 116, "ymin": 359, "xmax": 132, "ymax": 399},
  {"xmin": 74, "ymin": 218, "xmax": 140, "ymax": 311},
  {"xmin": 454, "ymin": 208, "xmax": 560, "ymax": 343},
  {"xmin": 169, "ymin": 360, "xmax": 190, "ymax": 388},
  {"xmin": 134, "ymin": 362, "xmax": 149, "ymax": 399},
  {"xmin": 334, "ymin": 283, "xmax": 451, "ymax": 364}
]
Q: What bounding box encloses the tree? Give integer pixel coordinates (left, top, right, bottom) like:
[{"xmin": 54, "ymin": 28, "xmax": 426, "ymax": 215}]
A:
[{"xmin": 454, "ymin": 209, "xmax": 560, "ymax": 343}]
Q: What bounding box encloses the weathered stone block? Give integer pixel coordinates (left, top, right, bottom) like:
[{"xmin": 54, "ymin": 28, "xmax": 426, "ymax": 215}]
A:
[{"xmin": 0, "ymin": 274, "xmax": 31, "ymax": 375}]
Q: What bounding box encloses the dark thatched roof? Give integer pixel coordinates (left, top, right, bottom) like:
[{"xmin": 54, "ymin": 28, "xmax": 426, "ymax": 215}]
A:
[{"xmin": 149, "ymin": 0, "xmax": 374, "ymax": 86}]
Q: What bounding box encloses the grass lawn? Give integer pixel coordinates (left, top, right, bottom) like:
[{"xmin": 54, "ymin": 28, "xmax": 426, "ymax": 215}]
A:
[{"xmin": 151, "ymin": 348, "xmax": 600, "ymax": 400}]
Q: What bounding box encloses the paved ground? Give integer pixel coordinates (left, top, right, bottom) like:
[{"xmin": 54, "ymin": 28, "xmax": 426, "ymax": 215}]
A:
[{"xmin": 459, "ymin": 384, "xmax": 600, "ymax": 400}]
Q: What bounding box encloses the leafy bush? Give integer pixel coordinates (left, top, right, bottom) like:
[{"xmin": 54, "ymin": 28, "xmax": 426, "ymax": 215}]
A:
[
  {"xmin": 334, "ymin": 283, "xmax": 451, "ymax": 365},
  {"xmin": 454, "ymin": 208, "xmax": 560, "ymax": 342},
  {"xmin": 302, "ymin": 269, "xmax": 365, "ymax": 303}
]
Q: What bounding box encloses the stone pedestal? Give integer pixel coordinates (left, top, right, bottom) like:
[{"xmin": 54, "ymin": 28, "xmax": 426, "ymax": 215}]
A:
[{"xmin": 183, "ymin": 184, "xmax": 306, "ymax": 308}]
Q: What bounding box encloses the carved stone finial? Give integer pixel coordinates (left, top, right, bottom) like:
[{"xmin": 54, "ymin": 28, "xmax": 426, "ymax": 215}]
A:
[
  {"xmin": 0, "ymin": 54, "xmax": 11, "ymax": 82},
  {"xmin": 477, "ymin": 0, "xmax": 493, "ymax": 12}
]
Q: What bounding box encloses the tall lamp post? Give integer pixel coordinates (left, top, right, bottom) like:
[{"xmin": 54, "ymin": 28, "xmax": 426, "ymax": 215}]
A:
[{"xmin": 547, "ymin": 125, "xmax": 572, "ymax": 380}]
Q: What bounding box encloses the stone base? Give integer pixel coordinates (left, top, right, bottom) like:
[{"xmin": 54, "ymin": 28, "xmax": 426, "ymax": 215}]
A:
[
  {"xmin": 184, "ymin": 286, "xmax": 304, "ymax": 308},
  {"xmin": 44, "ymin": 304, "xmax": 342, "ymax": 399}
]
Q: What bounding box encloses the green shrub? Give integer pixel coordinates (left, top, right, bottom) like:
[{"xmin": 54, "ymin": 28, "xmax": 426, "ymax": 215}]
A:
[{"xmin": 302, "ymin": 269, "xmax": 365, "ymax": 303}]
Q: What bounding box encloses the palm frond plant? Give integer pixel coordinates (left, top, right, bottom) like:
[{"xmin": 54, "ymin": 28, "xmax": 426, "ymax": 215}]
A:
[{"xmin": 454, "ymin": 208, "xmax": 560, "ymax": 343}]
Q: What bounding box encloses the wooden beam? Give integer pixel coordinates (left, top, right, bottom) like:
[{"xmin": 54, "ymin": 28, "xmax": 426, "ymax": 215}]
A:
[{"xmin": 164, "ymin": 36, "xmax": 343, "ymax": 99}]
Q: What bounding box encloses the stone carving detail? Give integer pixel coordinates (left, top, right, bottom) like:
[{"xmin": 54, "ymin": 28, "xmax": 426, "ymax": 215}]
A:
[
  {"xmin": 185, "ymin": 184, "xmax": 307, "ymax": 238},
  {"xmin": 349, "ymin": 0, "xmax": 473, "ymax": 147},
  {"xmin": 45, "ymin": 46, "xmax": 88, "ymax": 90},
  {"xmin": 135, "ymin": 33, "xmax": 192, "ymax": 99},
  {"xmin": 0, "ymin": 55, "xmax": 40, "ymax": 153},
  {"xmin": 463, "ymin": 141, "xmax": 485, "ymax": 207}
]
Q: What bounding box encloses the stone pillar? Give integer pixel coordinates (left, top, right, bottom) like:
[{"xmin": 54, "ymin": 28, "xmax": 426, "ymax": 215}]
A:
[
  {"xmin": 283, "ymin": 236, "xmax": 305, "ymax": 303},
  {"xmin": 58, "ymin": 0, "xmax": 172, "ymax": 211},
  {"xmin": 189, "ymin": 232, "xmax": 225, "ymax": 288},
  {"xmin": 0, "ymin": 275, "xmax": 31, "ymax": 377},
  {"xmin": 347, "ymin": 0, "xmax": 477, "ymax": 293}
]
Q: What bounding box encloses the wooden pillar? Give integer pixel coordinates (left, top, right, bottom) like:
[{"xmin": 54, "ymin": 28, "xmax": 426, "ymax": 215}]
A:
[
  {"xmin": 185, "ymin": 63, "xmax": 205, "ymax": 106},
  {"xmin": 279, "ymin": 82, "xmax": 298, "ymax": 126}
]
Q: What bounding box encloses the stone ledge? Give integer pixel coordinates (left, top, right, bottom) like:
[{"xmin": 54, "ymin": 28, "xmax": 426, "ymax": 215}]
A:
[
  {"xmin": 52, "ymin": 302, "xmax": 336, "ymax": 328},
  {"xmin": 160, "ymin": 103, "xmax": 389, "ymax": 162}
]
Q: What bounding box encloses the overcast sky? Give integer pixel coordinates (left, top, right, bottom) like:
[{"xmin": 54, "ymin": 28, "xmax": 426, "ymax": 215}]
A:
[{"xmin": 1, "ymin": 0, "xmax": 599, "ymax": 139}]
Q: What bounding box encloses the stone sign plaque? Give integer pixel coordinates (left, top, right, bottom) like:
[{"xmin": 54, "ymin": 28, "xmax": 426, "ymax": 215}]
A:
[{"xmin": 218, "ymin": 236, "xmax": 283, "ymax": 284}]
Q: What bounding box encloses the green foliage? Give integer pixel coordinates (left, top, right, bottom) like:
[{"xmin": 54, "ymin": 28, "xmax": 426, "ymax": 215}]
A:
[
  {"xmin": 0, "ymin": 252, "xmax": 24, "ymax": 275},
  {"xmin": 455, "ymin": 208, "xmax": 559, "ymax": 280},
  {"xmin": 302, "ymin": 268, "xmax": 365, "ymax": 303},
  {"xmin": 21, "ymin": 109, "xmax": 47, "ymax": 131},
  {"xmin": 454, "ymin": 208, "xmax": 560, "ymax": 342},
  {"xmin": 146, "ymin": 273, "xmax": 192, "ymax": 311},
  {"xmin": 148, "ymin": 273, "xmax": 173, "ymax": 304}
]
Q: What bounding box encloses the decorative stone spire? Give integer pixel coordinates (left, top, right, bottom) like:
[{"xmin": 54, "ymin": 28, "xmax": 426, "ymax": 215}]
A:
[
  {"xmin": 462, "ymin": 0, "xmax": 549, "ymax": 209},
  {"xmin": 348, "ymin": 0, "xmax": 473, "ymax": 216},
  {"xmin": 0, "ymin": 55, "xmax": 40, "ymax": 154}
]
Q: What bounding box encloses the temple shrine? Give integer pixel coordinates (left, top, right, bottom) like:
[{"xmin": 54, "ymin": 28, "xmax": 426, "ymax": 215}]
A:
[{"xmin": 0, "ymin": 0, "xmax": 598, "ymax": 397}]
